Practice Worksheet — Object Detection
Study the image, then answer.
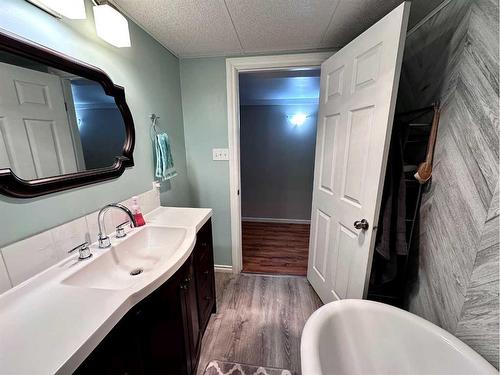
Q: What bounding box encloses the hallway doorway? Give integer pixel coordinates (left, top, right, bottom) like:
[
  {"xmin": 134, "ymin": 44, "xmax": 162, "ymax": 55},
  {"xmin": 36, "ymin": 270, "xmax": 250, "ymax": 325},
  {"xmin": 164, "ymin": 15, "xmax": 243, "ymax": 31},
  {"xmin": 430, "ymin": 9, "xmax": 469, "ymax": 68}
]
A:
[{"xmin": 238, "ymin": 68, "xmax": 320, "ymax": 276}]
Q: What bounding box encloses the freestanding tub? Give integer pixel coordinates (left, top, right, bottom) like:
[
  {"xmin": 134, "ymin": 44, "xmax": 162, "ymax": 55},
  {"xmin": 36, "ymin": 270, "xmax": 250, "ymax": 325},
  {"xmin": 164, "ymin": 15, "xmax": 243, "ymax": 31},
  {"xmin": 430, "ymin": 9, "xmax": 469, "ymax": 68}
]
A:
[{"xmin": 301, "ymin": 300, "xmax": 497, "ymax": 375}]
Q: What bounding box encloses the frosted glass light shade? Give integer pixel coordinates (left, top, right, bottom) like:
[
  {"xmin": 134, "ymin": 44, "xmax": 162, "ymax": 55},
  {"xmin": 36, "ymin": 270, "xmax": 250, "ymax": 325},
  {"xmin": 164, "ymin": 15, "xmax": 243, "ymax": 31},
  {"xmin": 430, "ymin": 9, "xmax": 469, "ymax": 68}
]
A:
[
  {"xmin": 93, "ymin": 4, "xmax": 131, "ymax": 48},
  {"xmin": 31, "ymin": 0, "xmax": 86, "ymax": 19},
  {"xmin": 290, "ymin": 113, "xmax": 307, "ymax": 126}
]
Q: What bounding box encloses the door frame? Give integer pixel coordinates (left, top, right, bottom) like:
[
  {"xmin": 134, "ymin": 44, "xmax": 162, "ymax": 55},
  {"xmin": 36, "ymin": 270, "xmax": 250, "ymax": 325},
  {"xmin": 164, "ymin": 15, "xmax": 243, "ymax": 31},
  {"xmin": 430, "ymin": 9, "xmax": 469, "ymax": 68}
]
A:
[{"xmin": 226, "ymin": 52, "xmax": 334, "ymax": 273}]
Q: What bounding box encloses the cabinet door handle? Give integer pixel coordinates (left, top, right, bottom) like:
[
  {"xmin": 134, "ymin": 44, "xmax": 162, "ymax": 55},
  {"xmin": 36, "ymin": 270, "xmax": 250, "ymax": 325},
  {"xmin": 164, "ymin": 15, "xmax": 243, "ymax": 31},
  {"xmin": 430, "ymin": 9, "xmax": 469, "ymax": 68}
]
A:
[{"xmin": 180, "ymin": 276, "xmax": 192, "ymax": 290}]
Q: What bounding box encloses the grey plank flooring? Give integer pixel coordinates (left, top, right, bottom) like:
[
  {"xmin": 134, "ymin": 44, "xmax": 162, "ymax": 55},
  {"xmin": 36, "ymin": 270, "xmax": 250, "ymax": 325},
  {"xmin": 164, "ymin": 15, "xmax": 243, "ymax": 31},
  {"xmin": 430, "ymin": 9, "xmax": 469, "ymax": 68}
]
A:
[{"xmin": 197, "ymin": 272, "xmax": 322, "ymax": 375}]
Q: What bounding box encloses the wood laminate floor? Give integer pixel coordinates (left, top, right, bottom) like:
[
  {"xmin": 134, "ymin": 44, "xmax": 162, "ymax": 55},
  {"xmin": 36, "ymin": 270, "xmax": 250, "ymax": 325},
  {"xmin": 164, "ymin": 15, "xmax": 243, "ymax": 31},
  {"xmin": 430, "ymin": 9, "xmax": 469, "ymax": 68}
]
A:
[
  {"xmin": 242, "ymin": 222, "xmax": 310, "ymax": 276},
  {"xmin": 197, "ymin": 272, "xmax": 322, "ymax": 375}
]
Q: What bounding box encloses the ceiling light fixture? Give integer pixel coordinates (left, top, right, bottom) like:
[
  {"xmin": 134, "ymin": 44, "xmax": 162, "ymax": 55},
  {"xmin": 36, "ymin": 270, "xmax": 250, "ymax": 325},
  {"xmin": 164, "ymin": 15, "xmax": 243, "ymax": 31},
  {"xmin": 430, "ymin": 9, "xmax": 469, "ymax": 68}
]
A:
[
  {"xmin": 93, "ymin": 2, "xmax": 131, "ymax": 48},
  {"xmin": 26, "ymin": 0, "xmax": 87, "ymax": 19},
  {"xmin": 290, "ymin": 113, "xmax": 308, "ymax": 127}
]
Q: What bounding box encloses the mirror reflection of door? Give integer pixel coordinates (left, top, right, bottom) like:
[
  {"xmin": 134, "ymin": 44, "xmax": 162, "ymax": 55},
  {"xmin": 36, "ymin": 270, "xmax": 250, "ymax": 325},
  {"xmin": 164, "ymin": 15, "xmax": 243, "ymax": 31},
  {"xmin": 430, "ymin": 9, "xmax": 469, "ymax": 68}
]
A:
[
  {"xmin": 0, "ymin": 51, "xmax": 126, "ymax": 181},
  {"xmin": 0, "ymin": 61, "xmax": 80, "ymax": 180}
]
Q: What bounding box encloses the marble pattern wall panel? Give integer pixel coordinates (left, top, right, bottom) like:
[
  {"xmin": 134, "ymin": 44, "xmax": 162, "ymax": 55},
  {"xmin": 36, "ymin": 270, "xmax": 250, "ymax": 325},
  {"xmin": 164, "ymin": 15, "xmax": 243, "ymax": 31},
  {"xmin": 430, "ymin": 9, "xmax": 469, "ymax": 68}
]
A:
[
  {"xmin": 399, "ymin": 0, "xmax": 499, "ymax": 368},
  {"xmin": 398, "ymin": 0, "xmax": 470, "ymax": 111},
  {"xmin": 456, "ymin": 213, "xmax": 499, "ymax": 366}
]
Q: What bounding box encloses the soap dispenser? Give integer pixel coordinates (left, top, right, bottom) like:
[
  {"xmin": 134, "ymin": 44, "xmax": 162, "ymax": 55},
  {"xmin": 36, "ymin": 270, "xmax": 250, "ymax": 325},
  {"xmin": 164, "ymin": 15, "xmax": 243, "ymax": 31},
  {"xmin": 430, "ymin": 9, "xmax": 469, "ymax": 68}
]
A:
[{"xmin": 131, "ymin": 196, "xmax": 146, "ymax": 226}]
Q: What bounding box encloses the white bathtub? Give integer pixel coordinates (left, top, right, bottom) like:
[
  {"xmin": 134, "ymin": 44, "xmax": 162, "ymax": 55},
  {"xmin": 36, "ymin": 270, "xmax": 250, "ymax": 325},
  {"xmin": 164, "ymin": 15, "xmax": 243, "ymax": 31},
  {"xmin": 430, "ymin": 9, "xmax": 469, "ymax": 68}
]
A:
[{"xmin": 301, "ymin": 300, "xmax": 497, "ymax": 375}]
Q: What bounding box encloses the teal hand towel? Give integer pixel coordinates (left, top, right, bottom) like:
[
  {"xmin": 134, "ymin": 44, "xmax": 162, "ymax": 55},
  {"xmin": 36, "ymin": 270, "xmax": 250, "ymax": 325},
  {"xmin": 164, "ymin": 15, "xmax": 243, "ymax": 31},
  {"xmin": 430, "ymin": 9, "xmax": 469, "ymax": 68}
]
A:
[{"xmin": 154, "ymin": 133, "xmax": 177, "ymax": 181}]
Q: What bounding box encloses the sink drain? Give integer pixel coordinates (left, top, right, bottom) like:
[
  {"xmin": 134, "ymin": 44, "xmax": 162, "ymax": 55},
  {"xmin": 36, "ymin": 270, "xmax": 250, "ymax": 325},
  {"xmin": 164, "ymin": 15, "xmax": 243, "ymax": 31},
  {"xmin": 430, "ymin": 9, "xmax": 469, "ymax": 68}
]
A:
[{"xmin": 130, "ymin": 268, "xmax": 143, "ymax": 276}]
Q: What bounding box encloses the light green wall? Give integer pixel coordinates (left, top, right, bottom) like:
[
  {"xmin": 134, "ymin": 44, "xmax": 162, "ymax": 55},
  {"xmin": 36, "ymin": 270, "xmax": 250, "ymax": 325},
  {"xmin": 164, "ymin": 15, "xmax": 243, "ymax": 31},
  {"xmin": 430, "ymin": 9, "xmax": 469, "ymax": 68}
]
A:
[
  {"xmin": 0, "ymin": 0, "xmax": 190, "ymax": 247},
  {"xmin": 179, "ymin": 54, "xmax": 332, "ymax": 267},
  {"xmin": 180, "ymin": 58, "xmax": 232, "ymax": 266}
]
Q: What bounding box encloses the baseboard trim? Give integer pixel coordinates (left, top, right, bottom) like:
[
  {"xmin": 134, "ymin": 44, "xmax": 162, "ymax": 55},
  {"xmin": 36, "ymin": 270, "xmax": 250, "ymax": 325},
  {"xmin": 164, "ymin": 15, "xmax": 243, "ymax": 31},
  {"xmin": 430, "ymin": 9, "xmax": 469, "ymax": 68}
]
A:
[
  {"xmin": 242, "ymin": 217, "xmax": 311, "ymax": 225},
  {"xmin": 214, "ymin": 264, "xmax": 233, "ymax": 273}
]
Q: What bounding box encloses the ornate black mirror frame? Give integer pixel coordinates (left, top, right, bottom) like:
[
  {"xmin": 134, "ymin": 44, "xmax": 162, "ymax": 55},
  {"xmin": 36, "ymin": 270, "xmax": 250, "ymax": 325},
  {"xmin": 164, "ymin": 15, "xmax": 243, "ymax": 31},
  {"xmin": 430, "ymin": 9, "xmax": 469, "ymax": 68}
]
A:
[{"xmin": 0, "ymin": 28, "xmax": 135, "ymax": 198}]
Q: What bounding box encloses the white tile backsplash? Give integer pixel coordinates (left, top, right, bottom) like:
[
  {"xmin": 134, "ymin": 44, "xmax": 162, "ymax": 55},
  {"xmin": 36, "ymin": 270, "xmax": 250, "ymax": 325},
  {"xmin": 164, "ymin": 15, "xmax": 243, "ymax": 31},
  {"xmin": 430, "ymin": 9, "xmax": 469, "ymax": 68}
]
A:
[
  {"xmin": 85, "ymin": 210, "xmax": 115, "ymax": 244},
  {"xmin": 0, "ymin": 187, "xmax": 161, "ymax": 293},
  {"xmin": 0, "ymin": 254, "xmax": 12, "ymax": 293},
  {"xmin": 140, "ymin": 189, "xmax": 161, "ymax": 215},
  {"xmin": 111, "ymin": 208, "xmax": 130, "ymax": 227},
  {"xmin": 50, "ymin": 217, "xmax": 89, "ymax": 260},
  {"xmin": 2, "ymin": 231, "xmax": 58, "ymax": 286}
]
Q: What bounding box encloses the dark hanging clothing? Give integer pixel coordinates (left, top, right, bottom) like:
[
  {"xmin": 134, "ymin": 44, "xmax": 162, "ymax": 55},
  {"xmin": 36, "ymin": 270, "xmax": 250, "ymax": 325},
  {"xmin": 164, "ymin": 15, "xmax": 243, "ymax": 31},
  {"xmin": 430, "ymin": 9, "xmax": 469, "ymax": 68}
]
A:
[{"xmin": 373, "ymin": 126, "xmax": 407, "ymax": 284}]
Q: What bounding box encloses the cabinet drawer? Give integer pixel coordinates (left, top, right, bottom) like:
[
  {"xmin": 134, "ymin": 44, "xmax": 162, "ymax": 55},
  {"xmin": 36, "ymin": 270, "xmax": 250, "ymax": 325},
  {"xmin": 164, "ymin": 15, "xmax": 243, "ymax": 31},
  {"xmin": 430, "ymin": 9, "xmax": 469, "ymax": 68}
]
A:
[
  {"xmin": 195, "ymin": 225, "xmax": 212, "ymax": 262},
  {"xmin": 196, "ymin": 269, "xmax": 214, "ymax": 329},
  {"xmin": 195, "ymin": 242, "xmax": 210, "ymax": 266},
  {"xmin": 193, "ymin": 219, "xmax": 215, "ymax": 331},
  {"xmin": 195, "ymin": 248, "xmax": 214, "ymax": 306}
]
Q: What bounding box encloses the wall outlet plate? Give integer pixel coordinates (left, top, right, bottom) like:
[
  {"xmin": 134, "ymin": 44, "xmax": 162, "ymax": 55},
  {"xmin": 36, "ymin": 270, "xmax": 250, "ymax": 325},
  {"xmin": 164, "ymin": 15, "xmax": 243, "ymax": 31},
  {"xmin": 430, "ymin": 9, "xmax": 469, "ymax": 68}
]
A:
[{"xmin": 213, "ymin": 148, "xmax": 229, "ymax": 161}]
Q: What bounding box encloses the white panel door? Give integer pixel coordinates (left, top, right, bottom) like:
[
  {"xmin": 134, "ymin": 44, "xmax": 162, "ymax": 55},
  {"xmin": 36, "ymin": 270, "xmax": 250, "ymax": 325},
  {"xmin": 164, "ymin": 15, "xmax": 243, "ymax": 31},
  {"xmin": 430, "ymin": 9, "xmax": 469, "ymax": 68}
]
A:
[
  {"xmin": 307, "ymin": 2, "xmax": 410, "ymax": 302},
  {"xmin": 0, "ymin": 62, "xmax": 78, "ymax": 180}
]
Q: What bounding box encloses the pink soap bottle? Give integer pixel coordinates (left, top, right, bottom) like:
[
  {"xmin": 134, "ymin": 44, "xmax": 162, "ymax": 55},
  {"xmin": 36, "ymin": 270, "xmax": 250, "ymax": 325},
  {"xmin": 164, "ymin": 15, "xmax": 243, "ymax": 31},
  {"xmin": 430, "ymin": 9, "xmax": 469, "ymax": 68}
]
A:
[{"xmin": 131, "ymin": 196, "xmax": 146, "ymax": 226}]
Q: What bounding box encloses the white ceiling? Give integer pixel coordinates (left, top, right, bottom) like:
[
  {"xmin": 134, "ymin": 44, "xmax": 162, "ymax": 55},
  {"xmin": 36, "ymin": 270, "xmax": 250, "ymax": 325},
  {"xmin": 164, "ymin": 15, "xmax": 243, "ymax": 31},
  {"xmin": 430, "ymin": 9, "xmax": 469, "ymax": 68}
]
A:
[
  {"xmin": 111, "ymin": 0, "xmax": 444, "ymax": 58},
  {"xmin": 239, "ymin": 69, "xmax": 321, "ymax": 106}
]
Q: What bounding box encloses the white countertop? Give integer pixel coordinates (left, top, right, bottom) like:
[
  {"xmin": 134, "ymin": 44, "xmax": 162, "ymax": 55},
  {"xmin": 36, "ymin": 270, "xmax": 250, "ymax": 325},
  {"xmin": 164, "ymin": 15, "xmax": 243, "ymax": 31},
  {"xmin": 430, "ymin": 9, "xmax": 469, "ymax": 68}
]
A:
[{"xmin": 0, "ymin": 207, "xmax": 212, "ymax": 375}]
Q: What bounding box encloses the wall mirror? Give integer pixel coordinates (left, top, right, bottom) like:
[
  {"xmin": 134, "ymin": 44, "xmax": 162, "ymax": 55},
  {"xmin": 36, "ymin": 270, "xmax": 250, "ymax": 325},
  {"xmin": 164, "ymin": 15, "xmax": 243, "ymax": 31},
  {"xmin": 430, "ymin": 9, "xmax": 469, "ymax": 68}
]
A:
[{"xmin": 0, "ymin": 29, "xmax": 135, "ymax": 198}]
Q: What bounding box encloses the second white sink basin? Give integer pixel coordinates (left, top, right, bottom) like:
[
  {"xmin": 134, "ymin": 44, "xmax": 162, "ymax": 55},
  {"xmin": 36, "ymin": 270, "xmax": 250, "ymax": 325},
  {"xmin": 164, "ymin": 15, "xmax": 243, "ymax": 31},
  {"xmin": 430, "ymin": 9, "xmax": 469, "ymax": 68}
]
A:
[{"xmin": 62, "ymin": 226, "xmax": 186, "ymax": 290}]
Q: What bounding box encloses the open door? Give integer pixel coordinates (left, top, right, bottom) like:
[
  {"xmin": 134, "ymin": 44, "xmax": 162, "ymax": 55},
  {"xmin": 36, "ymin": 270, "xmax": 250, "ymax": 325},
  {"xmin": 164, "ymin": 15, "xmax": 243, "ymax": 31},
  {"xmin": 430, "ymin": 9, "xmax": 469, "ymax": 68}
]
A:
[{"xmin": 307, "ymin": 2, "xmax": 410, "ymax": 303}]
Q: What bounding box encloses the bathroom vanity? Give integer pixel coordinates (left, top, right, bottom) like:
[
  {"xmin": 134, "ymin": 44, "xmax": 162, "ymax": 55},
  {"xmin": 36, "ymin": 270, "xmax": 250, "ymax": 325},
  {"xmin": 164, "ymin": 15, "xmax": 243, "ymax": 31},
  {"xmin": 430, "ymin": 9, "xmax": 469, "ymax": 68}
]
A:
[
  {"xmin": 75, "ymin": 218, "xmax": 215, "ymax": 375},
  {"xmin": 0, "ymin": 207, "xmax": 215, "ymax": 374},
  {"xmin": 0, "ymin": 26, "xmax": 219, "ymax": 374}
]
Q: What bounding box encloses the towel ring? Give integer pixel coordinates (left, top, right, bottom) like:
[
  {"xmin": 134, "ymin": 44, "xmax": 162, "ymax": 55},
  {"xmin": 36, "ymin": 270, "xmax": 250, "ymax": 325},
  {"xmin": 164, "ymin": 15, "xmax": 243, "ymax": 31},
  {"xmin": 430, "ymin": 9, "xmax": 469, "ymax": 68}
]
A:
[{"xmin": 150, "ymin": 113, "xmax": 160, "ymax": 140}]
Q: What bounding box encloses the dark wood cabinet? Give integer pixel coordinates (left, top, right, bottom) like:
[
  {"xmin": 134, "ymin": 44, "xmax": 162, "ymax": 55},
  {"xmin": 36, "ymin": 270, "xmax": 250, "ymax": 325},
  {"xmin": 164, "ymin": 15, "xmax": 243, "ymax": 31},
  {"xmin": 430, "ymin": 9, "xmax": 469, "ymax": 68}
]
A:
[
  {"xmin": 74, "ymin": 308, "xmax": 145, "ymax": 375},
  {"xmin": 139, "ymin": 262, "xmax": 190, "ymax": 375},
  {"xmin": 75, "ymin": 219, "xmax": 215, "ymax": 375},
  {"xmin": 180, "ymin": 255, "xmax": 201, "ymax": 375},
  {"xmin": 193, "ymin": 220, "xmax": 216, "ymax": 333}
]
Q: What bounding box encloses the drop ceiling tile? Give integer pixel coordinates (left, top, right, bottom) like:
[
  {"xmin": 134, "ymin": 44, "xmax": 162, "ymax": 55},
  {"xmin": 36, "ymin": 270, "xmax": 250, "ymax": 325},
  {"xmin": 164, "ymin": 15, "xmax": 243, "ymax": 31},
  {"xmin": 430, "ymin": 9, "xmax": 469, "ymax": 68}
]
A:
[
  {"xmin": 113, "ymin": 0, "xmax": 448, "ymax": 58},
  {"xmin": 113, "ymin": 0, "xmax": 242, "ymax": 57},
  {"xmin": 321, "ymin": 0, "xmax": 403, "ymax": 47},
  {"xmin": 224, "ymin": 0, "xmax": 339, "ymax": 53}
]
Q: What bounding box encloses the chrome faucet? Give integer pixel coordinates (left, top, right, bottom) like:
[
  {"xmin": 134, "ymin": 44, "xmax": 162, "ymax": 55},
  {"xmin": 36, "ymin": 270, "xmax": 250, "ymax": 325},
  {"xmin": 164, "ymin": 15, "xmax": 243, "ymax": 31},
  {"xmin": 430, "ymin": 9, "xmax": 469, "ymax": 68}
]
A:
[{"xmin": 97, "ymin": 203, "xmax": 137, "ymax": 248}]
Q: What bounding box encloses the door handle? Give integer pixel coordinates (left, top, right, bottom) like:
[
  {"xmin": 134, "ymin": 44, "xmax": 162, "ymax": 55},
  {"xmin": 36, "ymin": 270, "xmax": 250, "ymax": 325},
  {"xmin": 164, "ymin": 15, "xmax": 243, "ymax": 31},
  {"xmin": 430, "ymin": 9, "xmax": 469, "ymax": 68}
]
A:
[{"xmin": 353, "ymin": 219, "xmax": 369, "ymax": 230}]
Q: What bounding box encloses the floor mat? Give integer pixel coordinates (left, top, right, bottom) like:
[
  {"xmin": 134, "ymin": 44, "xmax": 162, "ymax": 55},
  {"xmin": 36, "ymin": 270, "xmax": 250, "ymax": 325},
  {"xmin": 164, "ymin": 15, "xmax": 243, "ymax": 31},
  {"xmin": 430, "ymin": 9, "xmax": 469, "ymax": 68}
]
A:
[{"xmin": 203, "ymin": 360, "xmax": 293, "ymax": 375}]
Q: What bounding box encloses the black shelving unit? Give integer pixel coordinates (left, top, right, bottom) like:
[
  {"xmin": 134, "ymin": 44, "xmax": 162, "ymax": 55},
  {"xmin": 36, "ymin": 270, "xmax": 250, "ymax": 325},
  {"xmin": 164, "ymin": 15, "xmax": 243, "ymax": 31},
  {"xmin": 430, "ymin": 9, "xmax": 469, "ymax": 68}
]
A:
[{"xmin": 368, "ymin": 105, "xmax": 437, "ymax": 308}]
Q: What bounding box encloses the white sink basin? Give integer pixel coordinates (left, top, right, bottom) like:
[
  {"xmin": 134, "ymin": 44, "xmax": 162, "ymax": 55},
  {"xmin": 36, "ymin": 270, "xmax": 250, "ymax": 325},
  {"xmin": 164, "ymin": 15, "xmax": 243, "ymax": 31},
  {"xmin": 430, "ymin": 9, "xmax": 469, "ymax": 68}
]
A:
[{"xmin": 62, "ymin": 226, "xmax": 186, "ymax": 290}]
